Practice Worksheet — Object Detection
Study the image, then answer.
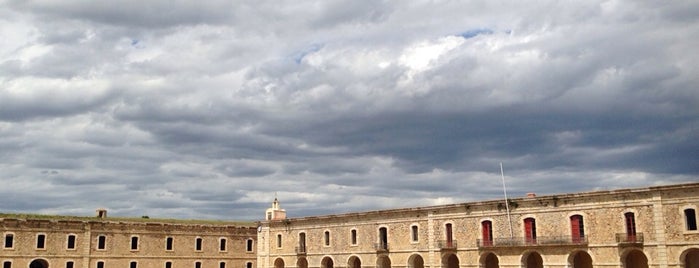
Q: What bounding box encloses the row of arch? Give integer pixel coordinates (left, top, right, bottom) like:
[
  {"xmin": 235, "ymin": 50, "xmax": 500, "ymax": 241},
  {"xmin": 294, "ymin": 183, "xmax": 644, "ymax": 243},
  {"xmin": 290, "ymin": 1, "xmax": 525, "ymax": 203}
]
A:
[{"xmin": 273, "ymin": 248, "xmax": 699, "ymax": 268}]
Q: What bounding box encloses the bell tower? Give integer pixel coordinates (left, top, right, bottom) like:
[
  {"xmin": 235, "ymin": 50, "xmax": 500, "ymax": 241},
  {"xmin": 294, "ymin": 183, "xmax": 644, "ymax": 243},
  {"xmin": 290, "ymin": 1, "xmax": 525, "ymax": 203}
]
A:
[{"xmin": 265, "ymin": 197, "xmax": 286, "ymax": 220}]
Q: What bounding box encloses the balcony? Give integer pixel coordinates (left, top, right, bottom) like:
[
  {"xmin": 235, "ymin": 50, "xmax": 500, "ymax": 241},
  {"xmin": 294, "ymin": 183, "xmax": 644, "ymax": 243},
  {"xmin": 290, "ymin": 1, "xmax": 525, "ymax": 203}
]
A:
[
  {"xmin": 295, "ymin": 245, "xmax": 306, "ymax": 255},
  {"xmin": 437, "ymin": 240, "xmax": 458, "ymax": 250},
  {"xmin": 616, "ymin": 233, "xmax": 644, "ymax": 245},
  {"xmin": 374, "ymin": 242, "xmax": 389, "ymax": 252},
  {"xmin": 476, "ymin": 236, "xmax": 588, "ymax": 248}
]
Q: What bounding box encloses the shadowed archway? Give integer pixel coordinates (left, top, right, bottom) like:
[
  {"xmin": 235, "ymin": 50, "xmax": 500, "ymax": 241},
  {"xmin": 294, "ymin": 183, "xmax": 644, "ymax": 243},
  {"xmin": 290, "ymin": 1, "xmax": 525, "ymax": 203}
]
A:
[
  {"xmin": 623, "ymin": 249, "xmax": 648, "ymax": 268},
  {"xmin": 348, "ymin": 256, "xmax": 361, "ymax": 268},
  {"xmin": 570, "ymin": 251, "xmax": 592, "ymax": 268},
  {"xmin": 408, "ymin": 254, "xmax": 424, "ymax": 268},
  {"xmin": 442, "ymin": 253, "xmax": 459, "ymax": 268},
  {"xmin": 30, "ymin": 259, "xmax": 49, "ymax": 268},
  {"xmin": 523, "ymin": 252, "xmax": 543, "ymax": 268}
]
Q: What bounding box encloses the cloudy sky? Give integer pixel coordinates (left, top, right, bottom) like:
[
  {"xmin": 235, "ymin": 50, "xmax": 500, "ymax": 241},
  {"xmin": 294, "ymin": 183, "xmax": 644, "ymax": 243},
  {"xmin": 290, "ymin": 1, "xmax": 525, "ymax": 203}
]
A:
[{"xmin": 1, "ymin": 1, "xmax": 697, "ymax": 221}]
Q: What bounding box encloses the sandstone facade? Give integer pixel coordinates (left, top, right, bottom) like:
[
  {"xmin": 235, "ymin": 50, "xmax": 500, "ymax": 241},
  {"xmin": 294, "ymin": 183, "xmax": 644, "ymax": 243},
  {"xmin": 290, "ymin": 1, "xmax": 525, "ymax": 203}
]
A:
[
  {"xmin": 1, "ymin": 214, "xmax": 257, "ymax": 268},
  {"xmin": 257, "ymin": 183, "xmax": 699, "ymax": 268}
]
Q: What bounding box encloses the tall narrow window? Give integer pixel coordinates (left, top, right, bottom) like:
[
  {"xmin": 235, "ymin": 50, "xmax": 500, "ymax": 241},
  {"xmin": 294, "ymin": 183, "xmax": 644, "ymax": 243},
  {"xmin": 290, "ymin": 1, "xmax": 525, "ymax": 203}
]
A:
[
  {"xmin": 350, "ymin": 229, "xmax": 357, "ymax": 245},
  {"xmin": 411, "ymin": 225, "xmax": 419, "ymax": 242},
  {"xmin": 3, "ymin": 261, "xmax": 11, "ymax": 268},
  {"xmin": 298, "ymin": 233, "xmax": 306, "ymax": 253},
  {"xmin": 625, "ymin": 212, "xmax": 637, "ymax": 241},
  {"xmin": 195, "ymin": 237, "xmax": 203, "ymax": 251},
  {"xmin": 67, "ymin": 234, "xmax": 76, "ymax": 249},
  {"xmin": 66, "ymin": 261, "xmax": 74, "ymax": 268},
  {"xmin": 195, "ymin": 261, "xmax": 202, "ymax": 268},
  {"xmin": 570, "ymin": 215, "xmax": 585, "ymax": 243},
  {"xmin": 97, "ymin": 235, "xmax": 106, "ymax": 250},
  {"xmin": 131, "ymin": 236, "xmax": 139, "ymax": 250},
  {"xmin": 219, "ymin": 238, "xmax": 227, "ymax": 251},
  {"xmin": 37, "ymin": 234, "xmax": 46, "ymax": 249},
  {"xmin": 524, "ymin": 218, "xmax": 537, "ymax": 244},
  {"xmin": 96, "ymin": 261, "xmax": 105, "ymax": 268},
  {"xmin": 165, "ymin": 262, "xmax": 172, "ymax": 268},
  {"xmin": 246, "ymin": 239, "xmax": 254, "ymax": 252},
  {"xmin": 166, "ymin": 237, "xmax": 174, "ymax": 251},
  {"xmin": 445, "ymin": 223, "xmax": 453, "ymax": 247},
  {"xmin": 130, "ymin": 261, "xmax": 137, "ymax": 268},
  {"xmin": 247, "ymin": 263, "xmax": 253, "ymax": 268},
  {"xmin": 220, "ymin": 262, "xmax": 226, "ymax": 268},
  {"xmin": 324, "ymin": 231, "xmax": 330, "ymax": 246},
  {"xmin": 481, "ymin": 220, "xmax": 493, "ymax": 246},
  {"xmin": 277, "ymin": 234, "xmax": 282, "ymax": 248},
  {"xmin": 378, "ymin": 227, "xmax": 388, "ymax": 250},
  {"xmin": 4, "ymin": 233, "xmax": 13, "ymax": 248},
  {"xmin": 685, "ymin": 208, "xmax": 698, "ymax": 231}
]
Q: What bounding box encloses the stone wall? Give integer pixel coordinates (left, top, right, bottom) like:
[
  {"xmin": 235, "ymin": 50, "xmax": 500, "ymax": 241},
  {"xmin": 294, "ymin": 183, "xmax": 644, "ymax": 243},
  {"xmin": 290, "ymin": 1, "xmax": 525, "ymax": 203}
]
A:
[
  {"xmin": 1, "ymin": 217, "xmax": 257, "ymax": 268},
  {"xmin": 258, "ymin": 183, "xmax": 699, "ymax": 268}
]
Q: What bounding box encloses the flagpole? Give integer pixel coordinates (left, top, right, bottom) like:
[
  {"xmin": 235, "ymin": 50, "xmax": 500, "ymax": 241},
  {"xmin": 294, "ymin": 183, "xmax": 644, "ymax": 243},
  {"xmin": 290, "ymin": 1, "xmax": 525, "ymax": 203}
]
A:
[{"xmin": 501, "ymin": 162, "xmax": 514, "ymax": 238}]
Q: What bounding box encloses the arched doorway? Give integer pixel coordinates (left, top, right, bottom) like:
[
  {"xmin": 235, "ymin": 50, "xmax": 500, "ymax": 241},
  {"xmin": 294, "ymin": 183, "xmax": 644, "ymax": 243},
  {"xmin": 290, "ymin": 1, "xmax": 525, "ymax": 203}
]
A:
[
  {"xmin": 274, "ymin": 258, "xmax": 285, "ymax": 268},
  {"xmin": 442, "ymin": 253, "xmax": 459, "ymax": 268},
  {"xmin": 377, "ymin": 255, "xmax": 391, "ymax": 268},
  {"xmin": 480, "ymin": 252, "xmax": 499, "ymax": 268},
  {"xmin": 322, "ymin": 257, "xmax": 334, "ymax": 268},
  {"xmin": 30, "ymin": 259, "xmax": 49, "ymax": 268},
  {"xmin": 682, "ymin": 248, "xmax": 699, "ymax": 268},
  {"xmin": 623, "ymin": 249, "xmax": 648, "ymax": 268},
  {"xmin": 297, "ymin": 258, "xmax": 308, "ymax": 268},
  {"xmin": 523, "ymin": 252, "xmax": 543, "ymax": 268},
  {"xmin": 570, "ymin": 251, "xmax": 592, "ymax": 268},
  {"xmin": 408, "ymin": 254, "xmax": 424, "ymax": 268},
  {"xmin": 348, "ymin": 256, "xmax": 361, "ymax": 268}
]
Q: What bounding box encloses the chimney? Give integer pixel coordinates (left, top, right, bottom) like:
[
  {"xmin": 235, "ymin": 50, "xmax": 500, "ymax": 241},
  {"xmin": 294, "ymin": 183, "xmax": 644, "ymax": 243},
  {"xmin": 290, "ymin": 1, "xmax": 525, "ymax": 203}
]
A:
[{"xmin": 96, "ymin": 209, "xmax": 107, "ymax": 218}]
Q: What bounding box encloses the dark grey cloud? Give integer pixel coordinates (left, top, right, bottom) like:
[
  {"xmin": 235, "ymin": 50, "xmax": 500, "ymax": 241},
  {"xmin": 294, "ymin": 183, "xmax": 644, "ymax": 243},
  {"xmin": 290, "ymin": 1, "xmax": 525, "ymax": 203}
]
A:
[{"xmin": 0, "ymin": 0, "xmax": 697, "ymax": 220}]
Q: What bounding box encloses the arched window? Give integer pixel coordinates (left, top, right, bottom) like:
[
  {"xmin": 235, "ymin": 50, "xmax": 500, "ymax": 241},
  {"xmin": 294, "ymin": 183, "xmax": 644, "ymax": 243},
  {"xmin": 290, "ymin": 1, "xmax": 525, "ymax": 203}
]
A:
[
  {"xmin": 247, "ymin": 238, "xmax": 254, "ymax": 251},
  {"xmin": 524, "ymin": 218, "xmax": 537, "ymax": 244},
  {"xmin": 4, "ymin": 233, "xmax": 14, "ymax": 249},
  {"xmin": 481, "ymin": 220, "xmax": 493, "ymax": 246},
  {"xmin": 195, "ymin": 237, "xmax": 203, "ymax": 251},
  {"xmin": 570, "ymin": 215, "xmax": 585, "ymax": 243},
  {"xmin": 277, "ymin": 234, "xmax": 283, "ymax": 248},
  {"xmin": 219, "ymin": 238, "xmax": 227, "ymax": 251},
  {"xmin": 378, "ymin": 227, "xmax": 388, "ymax": 250},
  {"xmin": 324, "ymin": 231, "xmax": 331, "ymax": 246},
  {"xmin": 624, "ymin": 212, "xmax": 637, "ymax": 241},
  {"xmin": 166, "ymin": 237, "xmax": 174, "ymax": 251},
  {"xmin": 685, "ymin": 208, "xmax": 697, "ymax": 231}
]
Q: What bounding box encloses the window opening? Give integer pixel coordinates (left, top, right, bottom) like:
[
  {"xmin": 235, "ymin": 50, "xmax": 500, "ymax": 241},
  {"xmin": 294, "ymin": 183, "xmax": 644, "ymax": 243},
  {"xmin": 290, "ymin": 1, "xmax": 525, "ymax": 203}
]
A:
[
  {"xmin": 298, "ymin": 233, "xmax": 306, "ymax": 252},
  {"xmin": 570, "ymin": 215, "xmax": 585, "ymax": 243},
  {"xmin": 166, "ymin": 237, "xmax": 173, "ymax": 250},
  {"xmin": 247, "ymin": 239, "xmax": 254, "ymax": 252},
  {"xmin": 195, "ymin": 261, "xmax": 202, "ymax": 268},
  {"xmin": 67, "ymin": 235, "xmax": 76, "ymax": 249},
  {"xmin": 324, "ymin": 231, "xmax": 330, "ymax": 246},
  {"xmin": 247, "ymin": 263, "xmax": 253, "ymax": 268},
  {"xmin": 445, "ymin": 223, "xmax": 453, "ymax": 247},
  {"xmin": 165, "ymin": 262, "xmax": 172, "ymax": 268},
  {"xmin": 3, "ymin": 261, "xmax": 10, "ymax": 268},
  {"xmin": 37, "ymin": 234, "xmax": 46, "ymax": 249},
  {"xmin": 131, "ymin": 236, "xmax": 139, "ymax": 250},
  {"xmin": 98, "ymin": 235, "xmax": 106, "ymax": 250},
  {"xmin": 481, "ymin": 221, "xmax": 493, "ymax": 246},
  {"xmin": 625, "ymin": 212, "xmax": 637, "ymax": 241},
  {"xmin": 685, "ymin": 208, "xmax": 698, "ymax": 231},
  {"xmin": 220, "ymin": 262, "xmax": 226, "ymax": 268},
  {"xmin": 4, "ymin": 234, "xmax": 13, "ymax": 248},
  {"xmin": 277, "ymin": 234, "xmax": 282, "ymax": 248},
  {"xmin": 195, "ymin": 237, "xmax": 203, "ymax": 251},
  {"xmin": 411, "ymin": 225, "xmax": 419, "ymax": 242},
  {"xmin": 524, "ymin": 218, "xmax": 537, "ymax": 244},
  {"xmin": 350, "ymin": 230, "xmax": 357, "ymax": 245},
  {"xmin": 66, "ymin": 261, "xmax": 74, "ymax": 268},
  {"xmin": 96, "ymin": 261, "xmax": 105, "ymax": 268},
  {"xmin": 220, "ymin": 238, "xmax": 227, "ymax": 251},
  {"xmin": 130, "ymin": 261, "xmax": 137, "ymax": 268},
  {"xmin": 378, "ymin": 227, "xmax": 388, "ymax": 250}
]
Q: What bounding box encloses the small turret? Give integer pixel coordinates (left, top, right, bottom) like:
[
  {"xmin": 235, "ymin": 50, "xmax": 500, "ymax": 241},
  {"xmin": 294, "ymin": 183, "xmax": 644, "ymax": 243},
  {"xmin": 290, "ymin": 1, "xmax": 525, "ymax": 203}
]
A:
[{"xmin": 265, "ymin": 197, "xmax": 287, "ymax": 221}]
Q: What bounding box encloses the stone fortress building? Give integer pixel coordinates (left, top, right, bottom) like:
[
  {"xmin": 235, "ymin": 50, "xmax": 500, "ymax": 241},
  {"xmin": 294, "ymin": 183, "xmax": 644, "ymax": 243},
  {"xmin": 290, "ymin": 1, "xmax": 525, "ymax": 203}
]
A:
[
  {"xmin": 257, "ymin": 182, "xmax": 699, "ymax": 268},
  {"xmin": 1, "ymin": 210, "xmax": 258, "ymax": 268},
  {"xmin": 2, "ymin": 182, "xmax": 698, "ymax": 268}
]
